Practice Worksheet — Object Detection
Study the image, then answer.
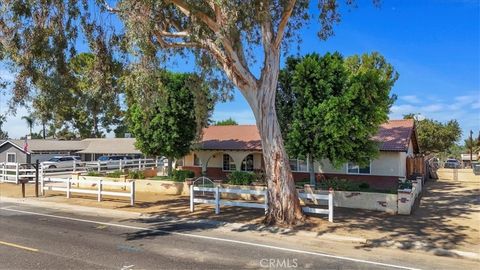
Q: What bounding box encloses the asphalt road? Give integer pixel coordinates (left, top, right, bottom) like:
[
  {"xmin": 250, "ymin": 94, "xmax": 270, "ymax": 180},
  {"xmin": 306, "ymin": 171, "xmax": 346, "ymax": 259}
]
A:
[{"xmin": 0, "ymin": 201, "xmax": 475, "ymax": 270}]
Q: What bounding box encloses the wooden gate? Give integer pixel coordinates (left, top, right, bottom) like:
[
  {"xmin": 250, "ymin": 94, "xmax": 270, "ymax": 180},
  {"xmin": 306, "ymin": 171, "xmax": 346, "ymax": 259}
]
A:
[{"xmin": 406, "ymin": 156, "xmax": 425, "ymax": 178}]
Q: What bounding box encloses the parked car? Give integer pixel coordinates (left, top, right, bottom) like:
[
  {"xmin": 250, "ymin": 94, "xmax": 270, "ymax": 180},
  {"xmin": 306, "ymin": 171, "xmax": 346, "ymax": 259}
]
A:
[
  {"xmin": 86, "ymin": 155, "xmax": 133, "ymax": 170},
  {"xmin": 41, "ymin": 156, "xmax": 81, "ymax": 169},
  {"xmin": 444, "ymin": 159, "xmax": 461, "ymax": 169}
]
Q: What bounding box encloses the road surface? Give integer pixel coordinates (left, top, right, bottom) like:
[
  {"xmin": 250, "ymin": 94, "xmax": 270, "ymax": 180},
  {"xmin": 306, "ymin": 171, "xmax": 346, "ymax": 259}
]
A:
[{"xmin": 0, "ymin": 201, "xmax": 476, "ymax": 270}]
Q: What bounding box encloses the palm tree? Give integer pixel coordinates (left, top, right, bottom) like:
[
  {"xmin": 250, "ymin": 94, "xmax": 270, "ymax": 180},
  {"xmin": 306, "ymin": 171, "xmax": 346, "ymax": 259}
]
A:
[{"xmin": 21, "ymin": 115, "xmax": 35, "ymax": 138}]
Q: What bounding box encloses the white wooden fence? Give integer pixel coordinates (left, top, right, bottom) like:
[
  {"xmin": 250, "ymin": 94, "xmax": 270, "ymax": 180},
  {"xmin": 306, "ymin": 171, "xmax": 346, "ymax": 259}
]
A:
[
  {"xmin": 1, "ymin": 158, "xmax": 162, "ymax": 184},
  {"xmin": 0, "ymin": 162, "xmax": 36, "ymax": 183},
  {"xmin": 41, "ymin": 177, "xmax": 135, "ymax": 206},
  {"xmin": 190, "ymin": 179, "xmax": 333, "ymax": 222}
]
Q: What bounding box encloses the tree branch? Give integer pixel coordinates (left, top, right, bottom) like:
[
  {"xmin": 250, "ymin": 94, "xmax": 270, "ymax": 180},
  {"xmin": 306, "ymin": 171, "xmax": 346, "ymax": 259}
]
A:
[
  {"xmin": 102, "ymin": 1, "xmax": 121, "ymax": 13},
  {"xmin": 274, "ymin": 0, "xmax": 296, "ymax": 49},
  {"xmin": 168, "ymin": 0, "xmax": 219, "ymax": 32}
]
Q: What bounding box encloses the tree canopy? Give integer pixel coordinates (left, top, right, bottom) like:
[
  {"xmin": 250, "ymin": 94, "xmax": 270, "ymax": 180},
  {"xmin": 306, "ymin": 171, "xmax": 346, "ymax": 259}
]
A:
[
  {"xmin": 214, "ymin": 118, "xmax": 238, "ymax": 126},
  {"xmin": 277, "ymin": 52, "xmax": 397, "ymax": 185},
  {"xmin": 403, "ymin": 115, "xmax": 462, "ymax": 155},
  {"xmin": 0, "ymin": 115, "xmax": 8, "ymax": 139},
  {"xmin": 126, "ymin": 69, "xmax": 213, "ymax": 175}
]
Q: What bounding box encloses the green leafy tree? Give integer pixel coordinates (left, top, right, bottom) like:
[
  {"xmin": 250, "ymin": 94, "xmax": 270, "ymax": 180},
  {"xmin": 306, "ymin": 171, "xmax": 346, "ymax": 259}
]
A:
[
  {"xmin": 277, "ymin": 52, "xmax": 397, "ymax": 186},
  {"xmin": 21, "ymin": 115, "xmax": 35, "ymax": 137},
  {"xmin": 403, "ymin": 115, "xmax": 462, "ymax": 155},
  {"xmin": 0, "ymin": 115, "xmax": 8, "ymax": 139},
  {"xmin": 1, "ymin": 0, "xmax": 382, "ymax": 225},
  {"xmin": 215, "ymin": 118, "xmax": 238, "ymax": 126},
  {"xmin": 126, "ymin": 69, "xmax": 213, "ymax": 176}
]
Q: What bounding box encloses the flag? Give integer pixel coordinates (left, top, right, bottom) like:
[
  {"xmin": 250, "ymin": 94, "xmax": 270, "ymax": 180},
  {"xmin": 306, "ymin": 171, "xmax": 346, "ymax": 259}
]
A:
[{"xmin": 23, "ymin": 136, "xmax": 28, "ymax": 152}]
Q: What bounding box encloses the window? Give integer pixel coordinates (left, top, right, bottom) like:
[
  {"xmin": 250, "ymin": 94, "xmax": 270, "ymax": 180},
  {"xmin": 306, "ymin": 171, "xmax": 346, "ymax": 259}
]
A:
[
  {"xmin": 193, "ymin": 154, "xmax": 201, "ymax": 166},
  {"xmin": 347, "ymin": 161, "xmax": 371, "ymax": 174},
  {"xmin": 6, "ymin": 153, "xmax": 16, "ymax": 163},
  {"xmin": 223, "ymin": 154, "xmax": 236, "ymax": 171},
  {"xmin": 241, "ymin": 154, "xmax": 254, "ymax": 171},
  {"xmin": 289, "ymin": 158, "xmax": 309, "ymax": 172}
]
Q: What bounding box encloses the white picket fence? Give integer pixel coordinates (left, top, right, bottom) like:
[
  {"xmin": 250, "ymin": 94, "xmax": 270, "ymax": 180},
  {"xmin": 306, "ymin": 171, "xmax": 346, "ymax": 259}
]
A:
[
  {"xmin": 0, "ymin": 158, "xmax": 162, "ymax": 184},
  {"xmin": 190, "ymin": 183, "xmax": 334, "ymax": 222},
  {"xmin": 41, "ymin": 177, "xmax": 135, "ymax": 206}
]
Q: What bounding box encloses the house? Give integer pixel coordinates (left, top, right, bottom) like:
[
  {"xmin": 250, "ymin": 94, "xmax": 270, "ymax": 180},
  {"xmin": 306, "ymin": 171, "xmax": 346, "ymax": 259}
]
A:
[
  {"xmin": 180, "ymin": 119, "xmax": 420, "ymax": 189},
  {"xmin": 0, "ymin": 138, "xmax": 141, "ymax": 163}
]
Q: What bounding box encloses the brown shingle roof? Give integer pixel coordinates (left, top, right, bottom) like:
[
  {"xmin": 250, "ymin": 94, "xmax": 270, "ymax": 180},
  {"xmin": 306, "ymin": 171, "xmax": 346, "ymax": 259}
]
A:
[
  {"xmin": 373, "ymin": 119, "xmax": 416, "ymax": 152},
  {"xmin": 199, "ymin": 125, "xmax": 262, "ymax": 150},
  {"xmin": 200, "ymin": 120, "xmax": 417, "ymax": 152}
]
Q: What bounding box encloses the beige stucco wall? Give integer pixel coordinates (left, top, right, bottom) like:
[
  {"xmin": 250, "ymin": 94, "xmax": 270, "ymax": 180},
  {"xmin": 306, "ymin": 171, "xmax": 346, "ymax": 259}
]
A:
[
  {"xmin": 184, "ymin": 150, "xmax": 406, "ymax": 177},
  {"xmin": 315, "ymin": 151, "xmax": 405, "ymax": 177},
  {"xmin": 183, "ymin": 151, "xmax": 263, "ymax": 171}
]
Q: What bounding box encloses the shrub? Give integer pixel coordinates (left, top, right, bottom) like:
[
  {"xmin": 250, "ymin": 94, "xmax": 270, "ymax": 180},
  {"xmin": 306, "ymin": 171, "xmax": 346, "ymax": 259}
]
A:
[
  {"xmin": 106, "ymin": 171, "xmax": 123, "ymax": 178},
  {"xmin": 172, "ymin": 170, "xmax": 195, "ymax": 182},
  {"xmin": 227, "ymin": 171, "xmax": 254, "ymax": 185},
  {"xmin": 128, "ymin": 170, "xmax": 145, "ymax": 179},
  {"xmin": 318, "ymin": 178, "xmax": 358, "ymax": 191},
  {"xmin": 359, "ymin": 182, "xmax": 370, "ymax": 189},
  {"xmin": 87, "ymin": 171, "xmax": 102, "ymax": 177}
]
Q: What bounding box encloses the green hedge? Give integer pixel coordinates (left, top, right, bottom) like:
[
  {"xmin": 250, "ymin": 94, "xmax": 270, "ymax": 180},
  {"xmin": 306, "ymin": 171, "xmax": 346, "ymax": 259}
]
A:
[
  {"xmin": 172, "ymin": 170, "xmax": 195, "ymax": 182},
  {"xmin": 227, "ymin": 171, "xmax": 254, "ymax": 185}
]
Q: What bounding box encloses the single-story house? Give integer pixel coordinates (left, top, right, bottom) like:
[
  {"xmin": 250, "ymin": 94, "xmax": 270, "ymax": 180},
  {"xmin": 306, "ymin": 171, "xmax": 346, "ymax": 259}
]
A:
[
  {"xmin": 180, "ymin": 119, "xmax": 420, "ymax": 189},
  {"xmin": 0, "ymin": 138, "xmax": 141, "ymax": 163}
]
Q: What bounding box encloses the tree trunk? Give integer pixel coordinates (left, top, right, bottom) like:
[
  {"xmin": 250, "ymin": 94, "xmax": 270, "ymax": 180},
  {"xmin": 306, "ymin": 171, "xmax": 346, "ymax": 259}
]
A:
[
  {"xmin": 167, "ymin": 158, "xmax": 173, "ymax": 177},
  {"xmin": 308, "ymin": 154, "xmax": 316, "ymax": 187},
  {"xmin": 42, "ymin": 123, "xmax": 46, "ymax": 139},
  {"xmin": 243, "ymin": 49, "xmax": 304, "ymax": 226}
]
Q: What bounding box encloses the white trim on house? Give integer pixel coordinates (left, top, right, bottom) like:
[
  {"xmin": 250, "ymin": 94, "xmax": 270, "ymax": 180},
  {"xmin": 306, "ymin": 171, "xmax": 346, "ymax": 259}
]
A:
[
  {"xmin": 6, "ymin": 152, "xmax": 17, "ymax": 163},
  {"xmin": 0, "ymin": 140, "xmax": 30, "ymax": 154},
  {"xmin": 346, "ymin": 160, "xmax": 372, "ymax": 175}
]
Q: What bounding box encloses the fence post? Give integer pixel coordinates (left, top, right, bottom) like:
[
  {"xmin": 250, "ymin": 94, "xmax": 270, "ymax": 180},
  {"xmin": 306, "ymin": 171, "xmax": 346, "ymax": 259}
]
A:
[
  {"xmin": 97, "ymin": 179, "xmax": 102, "ymax": 202},
  {"xmin": 119, "ymin": 160, "xmax": 123, "ymax": 171},
  {"xmin": 264, "ymin": 189, "xmax": 268, "ymax": 214},
  {"xmin": 97, "ymin": 161, "xmax": 100, "ymax": 172},
  {"xmin": 67, "ymin": 177, "xmax": 71, "ymax": 199},
  {"xmin": 73, "ymin": 160, "xmax": 76, "ymax": 172},
  {"xmin": 40, "ymin": 166, "xmax": 44, "ymax": 196},
  {"xmin": 15, "ymin": 163, "xmax": 19, "ymax": 184},
  {"xmin": 130, "ymin": 180, "xmax": 135, "ymax": 206},
  {"xmin": 328, "ymin": 189, "xmax": 334, "ymax": 223},
  {"xmin": 190, "ymin": 184, "xmax": 194, "ymax": 212},
  {"xmin": 35, "ymin": 160, "xmax": 39, "ymax": 197},
  {"xmin": 138, "ymin": 159, "xmax": 141, "ymax": 170},
  {"xmin": 215, "ymin": 185, "xmax": 220, "ymax": 214}
]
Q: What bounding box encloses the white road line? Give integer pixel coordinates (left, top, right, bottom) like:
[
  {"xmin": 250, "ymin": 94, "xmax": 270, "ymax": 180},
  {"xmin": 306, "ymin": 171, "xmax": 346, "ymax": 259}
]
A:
[{"xmin": 1, "ymin": 207, "xmax": 420, "ymax": 270}]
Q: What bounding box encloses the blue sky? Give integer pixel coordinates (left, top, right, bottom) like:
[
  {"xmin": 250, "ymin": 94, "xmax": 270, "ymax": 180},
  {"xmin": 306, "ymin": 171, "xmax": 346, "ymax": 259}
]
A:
[{"xmin": 1, "ymin": 0, "xmax": 479, "ymax": 141}]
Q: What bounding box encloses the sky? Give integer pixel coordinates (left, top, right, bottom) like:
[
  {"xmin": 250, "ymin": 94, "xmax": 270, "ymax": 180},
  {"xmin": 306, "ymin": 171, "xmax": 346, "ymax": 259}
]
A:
[{"xmin": 1, "ymin": 0, "xmax": 479, "ymax": 141}]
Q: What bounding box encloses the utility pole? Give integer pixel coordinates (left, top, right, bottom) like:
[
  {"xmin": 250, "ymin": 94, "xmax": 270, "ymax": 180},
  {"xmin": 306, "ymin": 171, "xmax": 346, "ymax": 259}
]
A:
[{"xmin": 469, "ymin": 130, "xmax": 473, "ymax": 167}]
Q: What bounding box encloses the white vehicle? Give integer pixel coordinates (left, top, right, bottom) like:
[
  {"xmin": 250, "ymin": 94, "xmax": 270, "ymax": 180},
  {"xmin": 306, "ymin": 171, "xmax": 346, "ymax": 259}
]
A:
[{"xmin": 41, "ymin": 156, "xmax": 81, "ymax": 169}]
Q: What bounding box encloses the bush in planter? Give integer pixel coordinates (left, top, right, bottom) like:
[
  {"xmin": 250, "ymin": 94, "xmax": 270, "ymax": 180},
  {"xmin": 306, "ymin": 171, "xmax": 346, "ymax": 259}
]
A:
[
  {"xmin": 227, "ymin": 171, "xmax": 254, "ymax": 185},
  {"xmin": 87, "ymin": 171, "xmax": 102, "ymax": 177},
  {"xmin": 106, "ymin": 171, "xmax": 123, "ymax": 178},
  {"xmin": 318, "ymin": 178, "xmax": 358, "ymax": 191},
  {"xmin": 359, "ymin": 182, "xmax": 370, "ymax": 189},
  {"xmin": 128, "ymin": 170, "xmax": 145, "ymax": 179},
  {"xmin": 172, "ymin": 170, "xmax": 195, "ymax": 182}
]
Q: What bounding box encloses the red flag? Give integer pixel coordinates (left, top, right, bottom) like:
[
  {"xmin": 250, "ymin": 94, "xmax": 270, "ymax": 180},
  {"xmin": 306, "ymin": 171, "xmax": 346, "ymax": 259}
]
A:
[{"xmin": 24, "ymin": 136, "xmax": 28, "ymax": 152}]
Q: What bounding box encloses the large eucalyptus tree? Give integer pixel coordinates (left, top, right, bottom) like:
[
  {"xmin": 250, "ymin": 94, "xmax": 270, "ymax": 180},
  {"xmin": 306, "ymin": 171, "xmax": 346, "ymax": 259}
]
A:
[{"xmin": 0, "ymin": 0, "xmax": 379, "ymax": 225}]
